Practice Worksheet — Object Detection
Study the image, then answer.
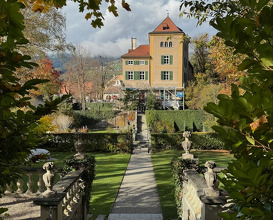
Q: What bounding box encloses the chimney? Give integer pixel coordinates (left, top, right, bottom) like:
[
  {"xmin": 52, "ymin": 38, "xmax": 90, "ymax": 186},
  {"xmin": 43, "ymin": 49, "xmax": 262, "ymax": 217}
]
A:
[{"xmin": 131, "ymin": 37, "xmax": 136, "ymax": 50}]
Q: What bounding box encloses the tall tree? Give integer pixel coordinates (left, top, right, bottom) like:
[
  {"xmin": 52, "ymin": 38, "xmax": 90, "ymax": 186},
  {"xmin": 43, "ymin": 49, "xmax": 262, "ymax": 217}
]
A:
[
  {"xmin": 190, "ymin": 34, "xmax": 211, "ymax": 74},
  {"xmin": 63, "ymin": 46, "xmax": 98, "ymax": 110}
]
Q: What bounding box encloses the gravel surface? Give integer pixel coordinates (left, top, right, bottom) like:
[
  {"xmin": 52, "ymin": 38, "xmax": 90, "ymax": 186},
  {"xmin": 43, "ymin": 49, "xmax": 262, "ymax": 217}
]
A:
[{"xmin": 0, "ymin": 196, "xmax": 40, "ymax": 220}]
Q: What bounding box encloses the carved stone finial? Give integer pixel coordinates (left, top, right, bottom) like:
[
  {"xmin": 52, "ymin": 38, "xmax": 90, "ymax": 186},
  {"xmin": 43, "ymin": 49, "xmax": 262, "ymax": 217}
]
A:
[
  {"xmin": 182, "ymin": 131, "xmax": 194, "ymax": 159},
  {"xmin": 204, "ymin": 161, "xmax": 220, "ymax": 196},
  {"xmin": 42, "ymin": 162, "xmax": 56, "ymax": 198},
  {"xmin": 74, "ymin": 132, "xmax": 85, "ymax": 159}
]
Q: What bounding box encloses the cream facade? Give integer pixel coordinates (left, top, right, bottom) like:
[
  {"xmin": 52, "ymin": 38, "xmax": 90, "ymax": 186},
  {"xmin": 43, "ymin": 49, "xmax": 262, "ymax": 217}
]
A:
[{"xmin": 121, "ymin": 17, "xmax": 193, "ymax": 109}]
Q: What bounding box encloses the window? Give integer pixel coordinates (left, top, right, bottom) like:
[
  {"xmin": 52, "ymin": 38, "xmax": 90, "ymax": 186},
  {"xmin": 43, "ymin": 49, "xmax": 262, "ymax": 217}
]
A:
[
  {"xmin": 160, "ymin": 42, "xmax": 164, "ymax": 47},
  {"xmin": 161, "ymin": 71, "xmax": 173, "ymax": 80},
  {"xmin": 163, "ymin": 56, "xmax": 169, "ymax": 64},
  {"xmin": 128, "ymin": 71, "xmax": 134, "ymax": 80},
  {"xmin": 161, "ymin": 55, "xmax": 173, "ymax": 64},
  {"xmin": 165, "ymin": 42, "xmax": 168, "ymax": 47},
  {"xmin": 139, "ymin": 71, "xmax": 145, "ymax": 80},
  {"xmin": 169, "ymin": 42, "xmax": 172, "ymax": 47},
  {"xmin": 128, "ymin": 60, "xmax": 133, "ymax": 65},
  {"xmin": 139, "ymin": 60, "xmax": 145, "ymax": 65},
  {"xmin": 163, "ymin": 71, "xmax": 169, "ymax": 80}
]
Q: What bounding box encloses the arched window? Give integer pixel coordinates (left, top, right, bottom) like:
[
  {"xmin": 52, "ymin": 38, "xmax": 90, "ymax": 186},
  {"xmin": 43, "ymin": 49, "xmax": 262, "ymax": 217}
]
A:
[
  {"xmin": 165, "ymin": 42, "xmax": 168, "ymax": 47},
  {"xmin": 160, "ymin": 42, "xmax": 164, "ymax": 47},
  {"xmin": 169, "ymin": 42, "xmax": 172, "ymax": 47}
]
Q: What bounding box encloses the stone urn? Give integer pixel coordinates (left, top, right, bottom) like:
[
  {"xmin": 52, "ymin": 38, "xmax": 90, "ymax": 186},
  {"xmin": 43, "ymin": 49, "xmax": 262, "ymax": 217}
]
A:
[
  {"xmin": 74, "ymin": 132, "xmax": 85, "ymax": 159},
  {"xmin": 42, "ymin": 162, "xmax": 56, "ymax": 198},
  {"xmin": 182, "ymin": 131, "xmax": 194, "ymax": 159},
  {"xmin": 204, "ymin": 161, "xmax": 220, "ymax": 196}
]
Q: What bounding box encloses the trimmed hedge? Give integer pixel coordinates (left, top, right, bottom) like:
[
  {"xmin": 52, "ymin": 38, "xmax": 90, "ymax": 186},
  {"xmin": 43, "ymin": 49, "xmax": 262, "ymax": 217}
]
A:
[
  {"xmin": 146, "ymin": 110, "xmax": 209, "ymax": 132},
  {"xmin": 151, "ymin": 132, "xmax": 224, "ymax": 152},
  {"xmin": 44, "ymin": 133, "xmax": 132, "ymax": 153}
]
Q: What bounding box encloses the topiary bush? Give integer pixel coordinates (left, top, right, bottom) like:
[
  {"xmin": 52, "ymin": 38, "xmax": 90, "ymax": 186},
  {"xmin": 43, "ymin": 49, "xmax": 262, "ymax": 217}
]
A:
[
  {"xmin": 146, "ymin": 110, "xmax": 209, "ymax": 132},
  {"xmin": 44, "ymin": 133, "xmax": 132, "ymax": 153},
  {"xmin": 151, "ymin": 132, "xmax": 224, "ymax": 152}
]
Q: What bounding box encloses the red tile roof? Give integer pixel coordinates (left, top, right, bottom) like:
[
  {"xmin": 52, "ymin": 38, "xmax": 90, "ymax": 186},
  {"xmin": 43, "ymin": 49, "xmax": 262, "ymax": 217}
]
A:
[
  {"xmin": 121, "ymin": 45, "xmax": 150, "ymax": 58},
  {"xmin": 151, "ymin": 17, "xmax": 183, "ymax": 33}
]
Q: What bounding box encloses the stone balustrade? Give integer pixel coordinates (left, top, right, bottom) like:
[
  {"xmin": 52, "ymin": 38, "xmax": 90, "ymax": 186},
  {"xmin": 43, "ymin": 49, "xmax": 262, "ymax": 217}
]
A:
[
  {"xmin": 33, "ymin": 168, "xmax": 87, "ymax": 220},
  {"xmin": 4, "ymin": 167, "xmax": 62, "ymax": 197},
  {"xmin": 182, "ymin": 165, "xmax": 228, "ymax": 220}
]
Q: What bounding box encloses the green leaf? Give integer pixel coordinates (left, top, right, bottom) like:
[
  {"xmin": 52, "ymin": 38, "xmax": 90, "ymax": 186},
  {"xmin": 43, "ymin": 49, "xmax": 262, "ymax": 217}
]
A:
[{"xmin": 246, "ymin": 135, "xmax": 255, "ymax": 145}]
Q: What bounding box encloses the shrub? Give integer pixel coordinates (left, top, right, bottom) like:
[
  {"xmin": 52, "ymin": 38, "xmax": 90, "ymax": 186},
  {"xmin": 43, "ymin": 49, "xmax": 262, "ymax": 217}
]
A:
[
  {"xmin": 151, "ymin": 132, "xmax": 224, "ymax": 152},
  {"xmin": 53, "ymin": 114, "xmax": 73, "ymax": 132}
]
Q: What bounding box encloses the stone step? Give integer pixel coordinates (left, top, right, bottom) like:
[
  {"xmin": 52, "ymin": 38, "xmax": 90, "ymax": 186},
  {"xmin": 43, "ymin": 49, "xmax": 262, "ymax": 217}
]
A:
[
  {"xmin": 95, "ymin": 214, "xmax": 106, "ymax": 220},
  {"xmin": 108, "ymin": 214, "xmax": 163, "ymax": 220}
]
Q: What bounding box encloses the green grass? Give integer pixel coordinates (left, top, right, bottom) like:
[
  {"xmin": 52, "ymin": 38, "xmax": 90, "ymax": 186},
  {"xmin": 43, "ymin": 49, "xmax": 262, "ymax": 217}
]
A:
[
  {"xmin": 151, "ymin": 150, "xmax": 180, "ymax": 220},
  {"xmin": 24, "ymin": 152, "xmax": 130, "ymax": 219},
  {"xmin": 151, "ymin": 150, "xmax": 233, "ymax": 220},
  {"xmin": 89, "ymin": 153, "xmax": 130, "ymax": 219}
]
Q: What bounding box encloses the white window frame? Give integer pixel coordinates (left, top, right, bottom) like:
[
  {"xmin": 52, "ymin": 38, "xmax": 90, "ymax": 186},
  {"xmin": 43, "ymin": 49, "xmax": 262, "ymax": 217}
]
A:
[
  {"xmin": 128, "ymin": 71, "xmax": 134, "ymax": 80},
  {"xmin": 165, "ymin": 42, "xmax": 168, "ymax": 47},
  {"xmin": 169, "ymin": 42, "xmax": 173, "ymax": 47},
  {"xmin": 139, "ymin": 60, "xmax": 145, "ymax": 65},
  {"xmin": 163, "ymin": 71, "xmax": 169, "ymax": 80},
  {"xmin": 139, "ymin": 71, "xmax": 145, "ymax": 80},
  {"xmin": 128, "ymin": 60, "xmax": 133, "ymax": 65},
  {"xmin": 163, "ymin": 56, "xmax": 169, "ymax": 64}
]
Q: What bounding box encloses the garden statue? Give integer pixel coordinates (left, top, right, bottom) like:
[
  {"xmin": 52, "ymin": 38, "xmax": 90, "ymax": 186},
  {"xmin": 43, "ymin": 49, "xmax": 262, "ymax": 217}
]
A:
[
  {"xmin": 42, "ymin": 162, "xmax": 56, "ymax": 198},
  {"xmin": 182, "ymin": 131, "xmax": 194, "ymax": 159},
  {"xmin": 74, "ymin": 132, "xmax": 85, "ymax": 159},
  {"xmin": 204, "ymin": 161, "xmax": 220, "ymax": 196}
]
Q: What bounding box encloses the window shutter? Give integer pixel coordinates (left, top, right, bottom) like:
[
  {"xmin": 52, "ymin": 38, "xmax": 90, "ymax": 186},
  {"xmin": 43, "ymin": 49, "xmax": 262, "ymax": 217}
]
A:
[
  {"xmin": 161, "ymin": 71, "xmax": 164, "ymax": 80},
  {"xmin": 145, "ymin": 71, "xmax": 148, "ymax": 80},
  {"xmin": 134, "ymin": 60, "xmax": 139, "ymax": 65},
  {"xmin": 125, "ymin": 71, "xmax": 128, "ymax": 80},
  {"xmin": 170, "ymin": 55, "xmax": 173, "ymax": 64},
  {"xmin": 145, "ymin": 60, "xmax": 148, "ymax": 65},
  {"xmin": 170, "ymin": 71, "xmax": 173, "ymax": 80},
  {"xmin": 161, "ymin": 56, "xmax": 164, "ymax": 64},
  {"xmin": 125, "ymin": 60, "xmax": 128, "ymax": 65},
  {"xmin": 134, "ymin": 71, "xmax": 140, "ymax": 80}
]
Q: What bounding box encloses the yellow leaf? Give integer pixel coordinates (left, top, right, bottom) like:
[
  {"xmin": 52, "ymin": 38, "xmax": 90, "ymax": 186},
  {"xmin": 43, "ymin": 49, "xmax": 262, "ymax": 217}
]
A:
[{"xmin": 250, "ymin": 115, "xmax": 268, "ymax": 131}]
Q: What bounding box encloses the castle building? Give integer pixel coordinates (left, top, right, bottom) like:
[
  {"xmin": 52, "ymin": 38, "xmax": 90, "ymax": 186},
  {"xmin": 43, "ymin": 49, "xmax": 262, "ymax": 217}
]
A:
[{"xmin": 121, "ymin": 16, "xmax": 193, "ymax": 109}]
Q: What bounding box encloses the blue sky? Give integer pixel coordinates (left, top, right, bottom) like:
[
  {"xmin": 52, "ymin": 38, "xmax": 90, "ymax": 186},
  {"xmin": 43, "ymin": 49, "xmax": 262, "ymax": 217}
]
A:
[{"xmin": 61, "ymin": 0, "xmax": 217, "ymax": 57}]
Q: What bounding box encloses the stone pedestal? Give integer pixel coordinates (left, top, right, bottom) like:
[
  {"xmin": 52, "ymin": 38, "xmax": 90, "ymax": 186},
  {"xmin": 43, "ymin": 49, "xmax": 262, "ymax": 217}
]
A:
[{"xmin": 182, "ymin": 153, "xmax": 194, "ymax": 160}]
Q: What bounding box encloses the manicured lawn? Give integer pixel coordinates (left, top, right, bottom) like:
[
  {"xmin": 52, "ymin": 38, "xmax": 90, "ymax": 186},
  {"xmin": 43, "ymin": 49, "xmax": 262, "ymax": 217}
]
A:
[
  {"xmin": 26, "ymin": 152, "xmax": 130, "ymax": 219},
  {"xmin": 89, "ymin": 153, "xmax": 130, "ymax": 219},
  {"xmin": 151, "ymin": 150, "xmax": 233, "ymax": 220}
]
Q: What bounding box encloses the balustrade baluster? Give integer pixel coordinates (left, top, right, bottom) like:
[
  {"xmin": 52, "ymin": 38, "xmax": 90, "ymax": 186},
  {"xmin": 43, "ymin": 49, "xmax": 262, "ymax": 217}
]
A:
[
  {"xmin": 63, "ymin": 196, "xmax": 69, "ymax": 217},
  {"xmin": 5, "ymin": 183, "xmax": 13, "ymax": 194},
  {"xmin": 16, "ymin": 178, "xmax": 24, "ymax": 194},
  {"xmin": 26, "ymin": 173, "xmax": 34, "ymax": 194},
  {"xmin": 37, "ymin": 172, "xmax": 45, "ymax": 194}
]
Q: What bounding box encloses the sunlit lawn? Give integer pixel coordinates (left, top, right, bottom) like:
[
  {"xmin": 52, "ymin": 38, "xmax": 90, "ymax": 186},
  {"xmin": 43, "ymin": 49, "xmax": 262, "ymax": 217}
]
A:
[
  {"xmin": 28, "ymin": 152, "xmax": 130, "ymax": 219},
  {"xmin": 151, "ymin": 150, "xmax": 233, "ymax": 220}
]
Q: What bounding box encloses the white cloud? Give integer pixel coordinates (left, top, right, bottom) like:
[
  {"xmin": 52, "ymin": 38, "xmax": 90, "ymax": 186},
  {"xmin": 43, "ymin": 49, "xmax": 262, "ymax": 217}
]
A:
[{"xmin": 61, "ymin": 0, "xmax": 217, "ymax": 57}]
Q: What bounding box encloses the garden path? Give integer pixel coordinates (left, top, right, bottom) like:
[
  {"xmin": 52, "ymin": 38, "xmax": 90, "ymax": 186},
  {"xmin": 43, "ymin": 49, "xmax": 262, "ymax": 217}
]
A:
[{"xmin": 108, "ymin": 114, "xmax": 163, "ymax": 220}]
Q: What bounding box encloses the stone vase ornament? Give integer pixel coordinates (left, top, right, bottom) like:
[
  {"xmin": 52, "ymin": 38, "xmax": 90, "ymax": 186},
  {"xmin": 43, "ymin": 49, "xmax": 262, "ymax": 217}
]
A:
[
  {"xmin": 204, "ymin": 161, "xmax": 220, "ymax": 196},
  {"xmin": 74, "ymin": 132, "xmax": 85, "ymax": 159},
  {"xmin": 182, "ymin": 131, "xmax": 194, "ymax": 159},
  {"xmin": 42, "ymin": 162, "xmax": 56, "ymax": 198}
]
